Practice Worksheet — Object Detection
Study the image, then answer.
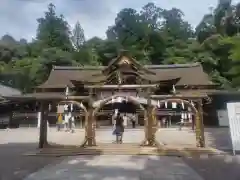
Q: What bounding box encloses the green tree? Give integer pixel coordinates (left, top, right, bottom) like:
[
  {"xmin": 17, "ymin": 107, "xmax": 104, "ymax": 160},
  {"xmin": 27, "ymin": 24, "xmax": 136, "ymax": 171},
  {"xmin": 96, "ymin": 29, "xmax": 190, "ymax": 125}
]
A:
[{"xmin": 36, "ymin": 3, "xmax": 72, "ymax": 51}]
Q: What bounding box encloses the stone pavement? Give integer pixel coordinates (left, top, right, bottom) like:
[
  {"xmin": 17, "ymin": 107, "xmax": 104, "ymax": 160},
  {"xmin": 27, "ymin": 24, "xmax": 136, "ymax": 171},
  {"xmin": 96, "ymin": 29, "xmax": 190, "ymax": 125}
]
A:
[{"xmin": 24, "ymin": 155, "xmax": 203, "ymax": 180}]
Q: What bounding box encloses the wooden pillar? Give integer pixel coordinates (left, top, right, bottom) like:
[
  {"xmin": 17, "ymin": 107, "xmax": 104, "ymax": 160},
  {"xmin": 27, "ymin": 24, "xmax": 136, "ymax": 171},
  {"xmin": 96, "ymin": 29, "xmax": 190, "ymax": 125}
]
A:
[
  {"xmin": 38, "ymin": 101, "xmax": 48, "ymax": 148},
  {"xmin": 86, "ymin": 88, "xmax": 96, "ymax": 146},
  {"xmin": 198, "ymin": 99, "xmax": 205, "ymax": 147},
  {"xmin": 195, "ymin": 99, "xmax": 205, "ymax": 147},
  {"xmin": 142, "ymin": 87, "xmax": 155, "ymax": 146},
  {"xmin": 147, "ymin": 90, "xmax": 152, "ymax": 145}
]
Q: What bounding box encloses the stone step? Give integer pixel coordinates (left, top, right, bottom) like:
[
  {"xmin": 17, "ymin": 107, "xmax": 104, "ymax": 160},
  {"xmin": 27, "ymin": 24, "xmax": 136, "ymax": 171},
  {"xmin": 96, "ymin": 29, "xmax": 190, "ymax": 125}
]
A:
[{"xmin": 24, "ymin": 142, "xmax": 227, "ymax": 157}]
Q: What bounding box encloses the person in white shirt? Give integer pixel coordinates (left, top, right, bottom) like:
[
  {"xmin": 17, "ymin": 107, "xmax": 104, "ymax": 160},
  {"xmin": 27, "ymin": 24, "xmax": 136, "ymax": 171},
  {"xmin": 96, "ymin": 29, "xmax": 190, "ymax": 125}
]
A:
[
  {"xmin": 70, "ymin": 114, "xmax": 75, "ymax": 133},
  {"xmin": 123, "ymin": 113, "xmax": 128, "ymax": 127},
  {"xmin": 64, "ymin": 112, "xmax": 70, "ymax": 131}
]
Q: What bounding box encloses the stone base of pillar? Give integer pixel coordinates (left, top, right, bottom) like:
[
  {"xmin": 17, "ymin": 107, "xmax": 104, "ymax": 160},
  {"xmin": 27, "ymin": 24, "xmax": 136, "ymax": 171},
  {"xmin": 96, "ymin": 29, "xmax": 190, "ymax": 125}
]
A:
[
  {"xmin": 140, "ymin": 137, "xmax": 159, "ymax": 147},
  {"xmin": 80, "ymin": 136, "xmax": 96, "ymax": 147}
]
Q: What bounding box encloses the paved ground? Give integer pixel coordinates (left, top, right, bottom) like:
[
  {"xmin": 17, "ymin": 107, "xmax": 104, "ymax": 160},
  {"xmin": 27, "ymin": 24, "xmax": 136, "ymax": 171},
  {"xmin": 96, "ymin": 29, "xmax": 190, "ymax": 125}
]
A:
[
  {"xmin": 24, "ymin": 155, "xmax": 203, "ymax": 180},
  {"xmin": 0, "ymin": 127, "xmax": 237, "ymax": 180}
]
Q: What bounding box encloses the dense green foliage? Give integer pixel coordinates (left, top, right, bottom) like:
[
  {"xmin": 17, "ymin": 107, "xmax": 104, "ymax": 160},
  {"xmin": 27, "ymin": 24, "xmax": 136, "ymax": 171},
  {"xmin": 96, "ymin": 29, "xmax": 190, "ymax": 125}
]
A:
[{"xmin": 0, "ymin": 2, "xmax": 240, "ymax": 92}]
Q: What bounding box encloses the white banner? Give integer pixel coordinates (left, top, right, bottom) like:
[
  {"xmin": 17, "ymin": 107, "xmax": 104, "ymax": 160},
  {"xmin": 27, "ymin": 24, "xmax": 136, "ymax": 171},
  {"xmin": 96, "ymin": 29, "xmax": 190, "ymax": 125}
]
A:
[
  {"xmin": 217, "ymin": 109, "xmax": 229, "ymax": 126},
  {"xmin": 227, "ymin": 102, "xmax": 240, "ymax": 155}
]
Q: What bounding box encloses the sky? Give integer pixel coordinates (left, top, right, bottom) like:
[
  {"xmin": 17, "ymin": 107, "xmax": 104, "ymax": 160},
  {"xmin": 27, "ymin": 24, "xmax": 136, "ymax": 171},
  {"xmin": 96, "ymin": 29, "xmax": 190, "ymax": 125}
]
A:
[{"xmin": 0, "ymin": 0, "xmax": 238, "ymax": 41}]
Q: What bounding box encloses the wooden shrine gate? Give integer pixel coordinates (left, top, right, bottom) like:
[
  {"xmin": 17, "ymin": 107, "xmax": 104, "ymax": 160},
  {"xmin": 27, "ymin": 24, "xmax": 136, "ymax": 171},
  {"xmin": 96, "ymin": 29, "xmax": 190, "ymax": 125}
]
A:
[
  {"xmin": 81, "ymin": 95, "xmax": 160, "ymax": 147},
  {"xmin": 37, "ymin": 96, "xmax": 205, "ymax": 149}
]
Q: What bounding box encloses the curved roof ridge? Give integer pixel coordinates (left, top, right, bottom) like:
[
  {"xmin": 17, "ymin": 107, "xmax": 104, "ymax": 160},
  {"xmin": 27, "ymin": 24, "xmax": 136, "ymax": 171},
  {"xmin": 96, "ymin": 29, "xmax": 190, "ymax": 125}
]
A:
[{"xmin": 53, "ymin": 63, "xmax": 201, "ymax": 70}]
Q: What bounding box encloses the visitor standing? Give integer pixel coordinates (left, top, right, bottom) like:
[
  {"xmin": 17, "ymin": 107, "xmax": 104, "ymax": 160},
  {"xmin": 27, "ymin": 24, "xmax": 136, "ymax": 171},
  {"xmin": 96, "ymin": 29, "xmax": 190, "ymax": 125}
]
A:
[
  {"xmin": 114, "ymin": 113, "xmax": 124, "ymax": 143},
  {"xmin": 64, "ymin": 112, "xmax": 70, "ymax": 132},
  {"xmin": 123, "ymin": 113, "xmax": 128, "ymax": 127},
  {"xmin": 131, "ymin": 115, "xmax": 136, "ymax": 128},
  {"xmin": 70, "ymin": 115, "xmax": 75, "ymax": 133},
  {"xmin": 57, "ymin": 113, "xmax": 63, "ymax": 131}
]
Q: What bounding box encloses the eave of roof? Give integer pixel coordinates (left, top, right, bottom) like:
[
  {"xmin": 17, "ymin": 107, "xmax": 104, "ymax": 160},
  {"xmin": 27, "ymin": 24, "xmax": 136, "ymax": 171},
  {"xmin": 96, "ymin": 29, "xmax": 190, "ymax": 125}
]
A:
[
  {"xmin": 3, "ymin": 93, "xmax": 90, "ymax": 101},
  {"xmin": 52, "ymin": 63, "xmax": 201, "ymax": 70}
]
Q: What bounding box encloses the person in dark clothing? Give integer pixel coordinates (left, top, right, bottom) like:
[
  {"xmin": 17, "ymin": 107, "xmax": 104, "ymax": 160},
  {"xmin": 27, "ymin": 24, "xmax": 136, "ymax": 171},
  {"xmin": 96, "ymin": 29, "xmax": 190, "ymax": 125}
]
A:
[
  {"xmin": 114, "ymin": 113, "xmax": 124, "ymax": 143},
  {"xmin": 131, "ymin": 115, "xmax": 136, "ymax": 128}
]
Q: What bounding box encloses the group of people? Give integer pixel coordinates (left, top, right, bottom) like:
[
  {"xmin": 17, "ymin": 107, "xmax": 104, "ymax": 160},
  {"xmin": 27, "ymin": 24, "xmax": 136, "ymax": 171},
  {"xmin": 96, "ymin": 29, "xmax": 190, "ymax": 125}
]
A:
[{"xmin": 57, "ymin": 112, "xmax": 75, "ymax": 133}]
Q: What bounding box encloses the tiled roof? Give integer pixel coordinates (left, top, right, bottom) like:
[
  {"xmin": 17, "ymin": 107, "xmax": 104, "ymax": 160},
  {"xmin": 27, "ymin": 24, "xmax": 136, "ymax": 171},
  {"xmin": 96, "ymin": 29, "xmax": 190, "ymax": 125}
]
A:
[{"xmin": 38, "ymin": 63, "xmax": 213, "ymax": 88}]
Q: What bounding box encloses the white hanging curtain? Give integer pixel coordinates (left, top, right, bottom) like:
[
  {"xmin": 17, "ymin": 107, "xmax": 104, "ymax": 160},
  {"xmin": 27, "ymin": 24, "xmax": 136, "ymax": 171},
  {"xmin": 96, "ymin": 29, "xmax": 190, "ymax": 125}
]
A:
[
  {"xmin": 181, "ymin": 113, "xmax": 184, "ymax": 119},
  {"xmin": 181, "ymin": 101, "xmax": 185, "ymax": 109},
  {"xmin": 117, "ymin": 97, "xmax": 122, "ymax": 103},
  {"xmin": 184, "ymin": 113, "xmax": 187, "ymax": 119},
  {"xmin": 172, "ymin": 102, "xmax": 177, "ymax": 108},
  {"xmin": 188, "ymin": 113, "xmax": 192, "ymax": 122},
  {"xmin": 80, "ymin": 102, "xmax": 84, "ymax": 109},
  {"xmin": 65, "ymin": 86, "xmax": 69, "ymax": 96},
  {"xmin": 157, "ymin": 100, "xmax": 160, "ymax": 108},
  {"xmin": 64, "ymin": 104, "xmax": 68, "ymax": 111},
  {"xmin": 164, "ymin": 101, "xmax": 167, "ymax": 108}
]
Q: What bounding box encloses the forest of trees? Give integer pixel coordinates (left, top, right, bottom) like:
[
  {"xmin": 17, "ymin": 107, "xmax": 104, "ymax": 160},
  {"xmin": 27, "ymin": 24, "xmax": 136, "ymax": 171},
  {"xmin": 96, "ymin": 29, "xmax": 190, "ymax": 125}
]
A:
[{"xmin": 0, "ymin": 1, "xmax": 239, "ymax": 92}]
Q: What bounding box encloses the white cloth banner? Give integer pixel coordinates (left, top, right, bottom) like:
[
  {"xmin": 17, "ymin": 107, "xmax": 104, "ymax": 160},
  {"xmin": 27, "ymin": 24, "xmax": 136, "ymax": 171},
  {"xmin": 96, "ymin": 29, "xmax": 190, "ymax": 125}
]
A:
[
  {"xmin": 64, "ymin": 113, "xmax": 71, "ymax": 124},
  {"xmin": 181, "ymin": 102, "xmax": 184, "ymax": 109},
  {"xmin": 37, "ymin": 112, "xmax": 41, "ymax": 128},
  {"xmin": 164, "ymin": 101, "xmax": 167, "ymax": 108},
  {"xmin": 227, "ymin": 102, "xmax": 240, "ymax": 155},
  {"xmin": 64, "ymin": 104, "xmax": 68, "ymax": 111},
  {"xmin": 172, "ymin": 102, "xmax": 177, "ymax": 108},
  {"xmin": 37, "ymin": 112, "xmax": 49, "ymax": 128}
]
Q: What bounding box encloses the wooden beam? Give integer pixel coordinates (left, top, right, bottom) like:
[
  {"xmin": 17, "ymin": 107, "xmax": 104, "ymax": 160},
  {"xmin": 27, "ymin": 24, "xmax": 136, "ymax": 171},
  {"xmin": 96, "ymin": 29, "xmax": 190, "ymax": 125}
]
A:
[
  {"xmin": 151, "ymin": 94, "xmax": 207, "ymax": 99},
  {"xmin": 84, "ymin": 84, "xmax": 158, "ymax": 89},
  {"xmin": 3, "ymin": 94, "xmax": 90, "ymax": 101}
]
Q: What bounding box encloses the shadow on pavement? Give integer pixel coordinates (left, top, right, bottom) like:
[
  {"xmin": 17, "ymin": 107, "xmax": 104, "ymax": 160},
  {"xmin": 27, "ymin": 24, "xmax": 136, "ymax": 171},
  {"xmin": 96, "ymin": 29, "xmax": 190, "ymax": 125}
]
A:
[
  {"xmin": 204, "ymin": 127, "xmax": 232, "ymax": 152},
  {"xmin": 24, "ymin": 154, "xmax": 203, "ymax": 180},
  {"xmin": 0, "ymin": 142, "xmax": 63, "ymax": 180}
]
